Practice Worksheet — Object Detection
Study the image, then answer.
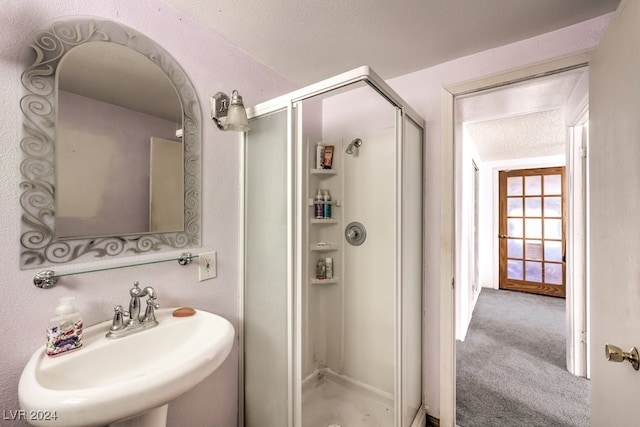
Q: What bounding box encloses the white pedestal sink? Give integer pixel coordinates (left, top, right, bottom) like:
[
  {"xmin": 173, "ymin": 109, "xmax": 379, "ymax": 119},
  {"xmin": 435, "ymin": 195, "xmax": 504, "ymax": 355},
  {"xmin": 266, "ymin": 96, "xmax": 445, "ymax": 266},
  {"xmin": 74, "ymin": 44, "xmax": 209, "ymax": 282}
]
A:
[{"xmin": 19, "ymin": 308, "xmax": 234, "ymax": 427}]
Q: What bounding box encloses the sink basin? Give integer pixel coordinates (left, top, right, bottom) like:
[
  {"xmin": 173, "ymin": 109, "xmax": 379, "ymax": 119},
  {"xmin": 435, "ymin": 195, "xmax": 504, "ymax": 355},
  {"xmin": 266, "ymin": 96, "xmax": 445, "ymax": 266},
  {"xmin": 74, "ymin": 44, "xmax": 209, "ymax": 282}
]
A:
[{"xmin": 19, "ymin": 308, "xmax": 234, "ymax": 427}]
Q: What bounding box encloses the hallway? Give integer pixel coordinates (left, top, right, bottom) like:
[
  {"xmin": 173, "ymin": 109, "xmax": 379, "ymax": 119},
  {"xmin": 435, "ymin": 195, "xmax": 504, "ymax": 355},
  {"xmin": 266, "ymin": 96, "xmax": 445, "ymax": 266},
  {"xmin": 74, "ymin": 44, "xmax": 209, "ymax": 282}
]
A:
[{"xmin": 456, "ymin": 289, "xmax": 588, "ymax": 426}]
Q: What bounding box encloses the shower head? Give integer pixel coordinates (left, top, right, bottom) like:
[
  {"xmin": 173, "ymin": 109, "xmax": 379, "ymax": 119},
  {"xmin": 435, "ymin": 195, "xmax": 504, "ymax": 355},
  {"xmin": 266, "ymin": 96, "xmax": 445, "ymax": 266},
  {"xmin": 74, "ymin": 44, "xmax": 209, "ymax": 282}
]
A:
[{"xmin": 345, "ymin": 138, "xmax": 362, "ymax": 155}]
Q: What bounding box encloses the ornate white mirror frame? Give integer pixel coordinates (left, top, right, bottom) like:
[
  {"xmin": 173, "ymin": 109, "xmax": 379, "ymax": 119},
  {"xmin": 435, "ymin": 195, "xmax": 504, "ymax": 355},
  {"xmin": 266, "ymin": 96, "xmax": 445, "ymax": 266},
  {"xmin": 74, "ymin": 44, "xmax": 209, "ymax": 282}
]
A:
[{"xmin": 20, "ymin": 17, "xmax": 201, "ymax": 268}]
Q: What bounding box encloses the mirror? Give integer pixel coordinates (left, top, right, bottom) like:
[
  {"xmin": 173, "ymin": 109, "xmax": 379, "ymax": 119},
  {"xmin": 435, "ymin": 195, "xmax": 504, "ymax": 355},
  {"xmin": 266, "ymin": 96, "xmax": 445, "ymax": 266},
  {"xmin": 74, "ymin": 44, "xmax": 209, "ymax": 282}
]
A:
[
  {"xmin": 56, "ymin": 42, "xmax": 184, "ymax": 238},
  {"xmin": 20, "ymin": 18, "xmax": 201, "ymax": 267}
]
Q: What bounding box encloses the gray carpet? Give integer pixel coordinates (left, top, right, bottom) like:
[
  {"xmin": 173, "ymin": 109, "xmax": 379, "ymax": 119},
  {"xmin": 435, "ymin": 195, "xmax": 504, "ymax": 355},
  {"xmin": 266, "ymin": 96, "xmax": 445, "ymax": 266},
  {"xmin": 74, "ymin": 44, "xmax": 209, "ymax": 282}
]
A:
[{"xmin": 456, "ymin": 288, "xmax": 589, "ymax": 427}]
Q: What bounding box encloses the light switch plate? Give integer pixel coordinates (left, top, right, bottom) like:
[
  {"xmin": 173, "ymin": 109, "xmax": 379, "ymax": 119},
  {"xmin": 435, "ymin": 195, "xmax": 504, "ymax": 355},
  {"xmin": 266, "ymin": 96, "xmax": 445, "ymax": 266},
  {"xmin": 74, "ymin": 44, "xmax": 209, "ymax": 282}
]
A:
[{"xmin": 199, "ymin": 251, "xmax": 217, "ymax": 281}]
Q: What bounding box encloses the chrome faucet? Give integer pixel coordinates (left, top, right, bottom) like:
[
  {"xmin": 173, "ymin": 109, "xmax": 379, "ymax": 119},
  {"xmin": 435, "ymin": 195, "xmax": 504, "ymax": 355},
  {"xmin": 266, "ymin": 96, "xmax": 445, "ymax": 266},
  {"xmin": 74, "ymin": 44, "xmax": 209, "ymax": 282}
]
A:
[{"xmin": 106, "ymin": 282, "xmax": 160, "ymax": 339}]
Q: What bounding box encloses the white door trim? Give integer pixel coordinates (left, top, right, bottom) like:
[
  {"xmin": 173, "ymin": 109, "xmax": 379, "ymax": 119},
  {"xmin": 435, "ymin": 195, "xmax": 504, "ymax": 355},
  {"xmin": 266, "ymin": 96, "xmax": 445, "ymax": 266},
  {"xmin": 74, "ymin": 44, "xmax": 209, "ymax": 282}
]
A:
[
  {"xmin": 566, "ymin": 106, "xmax": 589, "ymax": 378},
  {"xmin": 439, "ymin": 50, "xmax": 592, "ymax": 427}
]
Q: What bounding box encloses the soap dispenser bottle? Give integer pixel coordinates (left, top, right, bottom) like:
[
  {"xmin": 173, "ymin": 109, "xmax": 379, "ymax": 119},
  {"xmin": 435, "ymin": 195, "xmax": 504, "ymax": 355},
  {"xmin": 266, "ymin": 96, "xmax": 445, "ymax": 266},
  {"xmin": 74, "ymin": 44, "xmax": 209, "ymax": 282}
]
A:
[{"xmin": 46, "ymin": 297, "xmax": 83, "ymax": 357}]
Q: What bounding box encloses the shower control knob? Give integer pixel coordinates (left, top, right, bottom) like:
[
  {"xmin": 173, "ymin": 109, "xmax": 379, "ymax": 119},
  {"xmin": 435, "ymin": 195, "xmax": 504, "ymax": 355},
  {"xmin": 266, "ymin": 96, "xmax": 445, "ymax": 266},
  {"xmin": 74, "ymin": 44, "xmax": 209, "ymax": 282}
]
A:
[{"xmin": 345, "ymin": 222, "xmax": 367, "ymax": 246}]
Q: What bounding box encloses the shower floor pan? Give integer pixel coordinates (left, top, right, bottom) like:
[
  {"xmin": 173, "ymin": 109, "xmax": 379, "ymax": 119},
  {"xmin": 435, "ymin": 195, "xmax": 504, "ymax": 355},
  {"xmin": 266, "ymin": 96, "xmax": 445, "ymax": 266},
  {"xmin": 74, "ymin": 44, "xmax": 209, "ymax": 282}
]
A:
[{"xmin": 302, "ymin": 368, "xmax": 393, "ymax": 427}]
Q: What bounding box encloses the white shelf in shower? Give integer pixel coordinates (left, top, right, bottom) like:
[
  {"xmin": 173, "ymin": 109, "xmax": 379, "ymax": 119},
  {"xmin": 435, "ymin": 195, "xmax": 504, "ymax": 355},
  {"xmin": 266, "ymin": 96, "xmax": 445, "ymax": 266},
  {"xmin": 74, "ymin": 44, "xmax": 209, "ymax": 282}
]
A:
[
  {"xmin": 308, "ymin": 199, "xmax": 341, "ymax": 207},
  {"xmin": 310, "ymin": 218, "xmax": 338, "ymax": 224},
  {"xmin": 310, "ymin": 168, "xmax": 338, "ymax": 175},
  {"xmin": 311, "ymin": 277, "xmax": 340, "ymax": 285},
  {"xmin": 310, "ymin": 243, "xmax": 339, "ymax": 252}
]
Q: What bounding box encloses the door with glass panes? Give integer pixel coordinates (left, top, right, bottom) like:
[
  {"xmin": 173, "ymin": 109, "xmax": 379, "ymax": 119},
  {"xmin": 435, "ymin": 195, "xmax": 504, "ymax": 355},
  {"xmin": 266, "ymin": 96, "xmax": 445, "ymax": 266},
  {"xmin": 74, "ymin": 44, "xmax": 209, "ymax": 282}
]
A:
[{"xmin": 498, "ymin": 167, "xmax": 565, "ymax": 297}]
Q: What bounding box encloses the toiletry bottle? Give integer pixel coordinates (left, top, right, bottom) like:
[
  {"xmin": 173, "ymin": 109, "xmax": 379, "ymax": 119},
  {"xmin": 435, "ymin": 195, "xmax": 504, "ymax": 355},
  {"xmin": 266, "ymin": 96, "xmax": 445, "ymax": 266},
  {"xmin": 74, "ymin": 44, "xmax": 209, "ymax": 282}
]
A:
[
  {"xmin": 323, "ymin": 189, "xmax": 331, "ymax": 219},
  {"xmin": 316, "ymin": 258, "xmax": 326, "ymax": 280},
  {"xmin": 46, "ymin": 297, "xmax": 83, "ymax": 357},
  {"xmin": 325, "ymin": 257, "xmax": 333, "ymax": 279},
  {"xmin": 316, "ymin": 143, "xmax": 325, "ymax": 170},
  {"xmin": 315, "ymin": 189, "xmax": 324, "ymax": 219}
]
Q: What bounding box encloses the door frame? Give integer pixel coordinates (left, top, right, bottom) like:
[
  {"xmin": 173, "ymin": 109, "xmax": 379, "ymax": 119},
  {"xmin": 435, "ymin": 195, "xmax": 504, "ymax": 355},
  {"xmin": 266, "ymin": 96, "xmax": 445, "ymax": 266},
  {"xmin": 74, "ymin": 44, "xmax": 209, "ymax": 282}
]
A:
[{"xmin": 440, "ymin": 51, "xmax": 591, "ymax": 426}]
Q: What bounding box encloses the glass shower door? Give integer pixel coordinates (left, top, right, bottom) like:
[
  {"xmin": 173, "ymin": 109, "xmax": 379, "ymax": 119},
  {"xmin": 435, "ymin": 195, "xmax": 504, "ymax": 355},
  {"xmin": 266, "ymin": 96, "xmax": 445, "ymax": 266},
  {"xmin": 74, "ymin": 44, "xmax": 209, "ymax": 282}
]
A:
[
  {"xmin": 299, "ymin": 83, "xmax": 400, "ymax": 427},
  {"xmin": 243, "ymin": 109, "xmax": 291, "ymax": 427},
  {"xmin": 402, "ymin": 116, "xmax": 423, "ymax": 426}
]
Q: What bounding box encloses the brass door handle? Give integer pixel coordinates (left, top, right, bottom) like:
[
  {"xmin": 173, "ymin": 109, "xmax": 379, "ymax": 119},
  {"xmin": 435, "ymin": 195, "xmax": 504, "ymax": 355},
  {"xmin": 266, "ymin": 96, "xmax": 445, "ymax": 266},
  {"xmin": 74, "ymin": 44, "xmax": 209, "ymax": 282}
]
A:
[
  {"xmin": 605, "ymin": 344, "xmax": 640, "ymax": 370},
  {"xmin": 498, "ymin": 234, "xmax": 508, "ymax": 239}
]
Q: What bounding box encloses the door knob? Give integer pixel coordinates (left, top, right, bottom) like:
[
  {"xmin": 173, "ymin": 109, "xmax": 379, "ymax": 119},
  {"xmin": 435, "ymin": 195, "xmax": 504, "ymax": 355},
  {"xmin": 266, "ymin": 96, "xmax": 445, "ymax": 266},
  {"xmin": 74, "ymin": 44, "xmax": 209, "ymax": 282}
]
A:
[
  {"xmin": 498, "ymin": 234, "xmax": 508, "ymax": 239},
  {"xmin": 605, "ymin": 344, "xmax": 640, "ymax": 370}
]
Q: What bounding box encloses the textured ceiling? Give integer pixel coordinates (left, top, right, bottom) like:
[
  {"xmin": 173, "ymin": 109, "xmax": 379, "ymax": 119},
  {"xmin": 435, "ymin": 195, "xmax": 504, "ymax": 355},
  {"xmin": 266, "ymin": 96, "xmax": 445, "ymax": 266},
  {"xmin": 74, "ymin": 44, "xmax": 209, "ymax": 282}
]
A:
[
  {"xmin": 162, "ymin": 0, "xmax": 619, "ymax": 85},
  {"xmin": 459, "ymin": 68, "xmax": 588, "ymax": 161},
  {"xmin": 465, "ymin": 110, "xmax": 567, "ymax": 161}
]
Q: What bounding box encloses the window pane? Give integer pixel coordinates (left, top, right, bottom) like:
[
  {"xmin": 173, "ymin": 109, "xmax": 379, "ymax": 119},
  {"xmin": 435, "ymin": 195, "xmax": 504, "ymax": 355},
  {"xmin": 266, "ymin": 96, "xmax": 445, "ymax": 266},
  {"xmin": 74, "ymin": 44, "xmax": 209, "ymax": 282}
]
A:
[
  {"xmin": 544, "ymin": 197, "xmax": 562, "ymax": 217},
  {"xmin": 508, "ymin": 218, "xmax": 523, "ymax": 238},
  {"xmin": 508, "ymin": 260, "xmax": 523, "ymax": 280},
  {"xmin": 525, "ymin": 261, "xmax": 542, "ymax": 282},
  {"xmin": 544, "ymin": 174, "xmax": 562, "ymax": 195},
  {"xmin": 525, "ymin": 218, "xmax": 542, "ymax": 238},
  {"xmin": 545, "ymin": 263, "xmax": 563, "ymax": 285},
  {"xmin": 544, "ymin": 241, "xmax": 563, "ymax": 262},
  {"xmin": 545, "ymin": 219, "xmax": 563, "ymax": 239},
  {"xmin": 508, "ymin": 239, "xmax": 523, "ymax": 259},
  {"xmin": 508, "ymin": 198, "xmax": 523, "ymax": 216},
  {"xmin": 525, "ymin": 240, "xmax": 543, "ymax": 261},
  {"xmin": 525, "ymin": 175, "xmax": 541, "ymax": 196},
  {"xmin": 525, "ymin": 197, "xmax": 542, "ymax": 217},
  {"xmin": 508, "ymin": 177, "xmax": 523, "ymax": 196}
]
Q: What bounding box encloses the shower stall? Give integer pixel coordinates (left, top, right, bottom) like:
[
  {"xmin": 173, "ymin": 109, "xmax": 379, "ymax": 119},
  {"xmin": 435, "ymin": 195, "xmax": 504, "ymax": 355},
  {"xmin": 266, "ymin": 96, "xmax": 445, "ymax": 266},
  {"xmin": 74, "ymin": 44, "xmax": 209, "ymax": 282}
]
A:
[{"xmin": 241, "ymin": 67, "xmax": 424, "ymax": 427}]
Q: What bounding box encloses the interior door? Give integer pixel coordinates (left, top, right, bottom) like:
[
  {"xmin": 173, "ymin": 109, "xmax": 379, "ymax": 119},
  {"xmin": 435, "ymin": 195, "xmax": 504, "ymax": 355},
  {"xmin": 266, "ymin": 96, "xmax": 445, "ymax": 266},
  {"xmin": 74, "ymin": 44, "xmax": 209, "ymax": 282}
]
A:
[
  {"xmin": 498, "ymin": 167, "xmax": 566, "ymax": 297},
  {"xmin": 590, "ymin": 1, "xmax": 640, "ymax": 424}
]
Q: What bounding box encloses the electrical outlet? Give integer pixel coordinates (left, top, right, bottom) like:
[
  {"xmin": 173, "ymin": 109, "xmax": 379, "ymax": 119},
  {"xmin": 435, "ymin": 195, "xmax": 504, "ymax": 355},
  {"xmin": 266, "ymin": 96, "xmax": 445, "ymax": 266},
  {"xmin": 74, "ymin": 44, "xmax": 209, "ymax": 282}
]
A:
[{"xmin": 199, "ymin": 251, "xmax": 217, "ymax": 281}]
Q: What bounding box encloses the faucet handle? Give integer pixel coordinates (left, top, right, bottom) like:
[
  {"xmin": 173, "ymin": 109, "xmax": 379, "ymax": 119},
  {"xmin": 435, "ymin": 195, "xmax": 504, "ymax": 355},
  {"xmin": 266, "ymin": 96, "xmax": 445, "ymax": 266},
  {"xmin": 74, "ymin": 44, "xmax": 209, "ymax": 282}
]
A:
[
  {"xmin": 110, "ymin": 305, "xmax": 129, "ymax": 332},
  {"xmin": 143, "ymin": 298, "xmax": 160, "ymax": 323}
]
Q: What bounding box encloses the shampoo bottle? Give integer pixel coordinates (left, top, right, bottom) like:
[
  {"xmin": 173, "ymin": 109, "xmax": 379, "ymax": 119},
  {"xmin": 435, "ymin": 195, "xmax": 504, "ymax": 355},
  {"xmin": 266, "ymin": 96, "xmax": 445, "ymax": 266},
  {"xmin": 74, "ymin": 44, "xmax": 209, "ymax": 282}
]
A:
[
  {"xmin": 46, "ymin": 297, "xmax": 83, "ymax": 357},
  {"xmin": 316, "ymin": 258, "xmax": 326, "ymax": 280},
  {"xmin": 315, "ymin": 189, "xmax": 324, "ymax": 219},
  {"xmin": 325, "ymin": 257, "xmax": 333, "ymax": 279},
  {"xmin": 316, "ymin": 143, "xmax": 325, "ymax": 169},
  {"xmin": 323, "ymin": 189, "xmax": 331, "ymax": 219}
]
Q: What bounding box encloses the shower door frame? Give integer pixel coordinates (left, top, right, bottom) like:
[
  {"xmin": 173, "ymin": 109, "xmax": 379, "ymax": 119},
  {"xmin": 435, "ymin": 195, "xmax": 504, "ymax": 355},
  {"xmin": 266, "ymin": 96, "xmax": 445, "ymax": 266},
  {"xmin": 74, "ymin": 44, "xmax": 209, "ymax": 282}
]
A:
[{"xmin": 240, "ymin": 66, "xmax": 425, "ymax": 427}]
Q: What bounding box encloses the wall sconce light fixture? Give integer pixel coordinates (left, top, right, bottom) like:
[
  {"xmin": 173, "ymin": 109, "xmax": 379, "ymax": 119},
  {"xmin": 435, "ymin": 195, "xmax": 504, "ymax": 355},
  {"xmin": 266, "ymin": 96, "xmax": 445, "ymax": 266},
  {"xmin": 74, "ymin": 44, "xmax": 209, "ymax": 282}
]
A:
[{"xmin": 211, "ymin": 90, "xmax": 250, "ymax": 132}]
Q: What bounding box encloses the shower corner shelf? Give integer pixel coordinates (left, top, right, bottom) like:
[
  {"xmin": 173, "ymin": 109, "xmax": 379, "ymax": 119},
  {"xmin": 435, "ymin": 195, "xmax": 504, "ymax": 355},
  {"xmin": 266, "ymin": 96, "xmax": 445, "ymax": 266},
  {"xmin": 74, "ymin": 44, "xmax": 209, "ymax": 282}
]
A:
[
  {"xmin": 310, "ymin": 218, "xmax": 338, "ymax": 224},
  {"xmin": 311, "ymin": 243, "xmax": 338, "ymax": 252},
  {"xmin": 310, "ymin": 168, "xmax": 338, "ymax": 175},
  {"xmin": 311, "ymin": 277, "xmax": 339, "ymax": 285},
  {"xmin": 308, "ymin": 199, "xmax": 341, "ymax": 207}
]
